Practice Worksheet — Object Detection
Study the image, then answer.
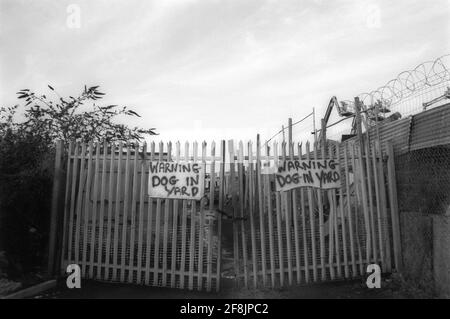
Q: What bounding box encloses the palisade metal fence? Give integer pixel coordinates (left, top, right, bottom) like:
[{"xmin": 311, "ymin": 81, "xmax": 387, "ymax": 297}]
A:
[
  {"xmin": 59, "ymin": 141, "xmax": 225, "ymax": 292},
  {"xmin": 228, "ymin": 139, "xmax": 400, "ymax": 288},
  {"xmin": 52, "ymin": 137, "xmax": 401, "ymax": 292}
]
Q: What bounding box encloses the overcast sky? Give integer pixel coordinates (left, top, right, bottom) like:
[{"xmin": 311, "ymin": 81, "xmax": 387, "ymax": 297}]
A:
[{"xmin": 1, "ymin": 0, "xmax": 449, "ymax": 143}]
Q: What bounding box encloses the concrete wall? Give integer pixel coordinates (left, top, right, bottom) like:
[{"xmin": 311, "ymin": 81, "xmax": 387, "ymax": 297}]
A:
[
  {"xmin": 399, "ymin": 212, "xmax": 433, "ymax": 289},
  {"xmin": 433, "ymin": 214, "xmax": 450, "ymax": 298},
  {"xmin": 400, "ymin": 211, "xmax": 450, "ymax": 298}
]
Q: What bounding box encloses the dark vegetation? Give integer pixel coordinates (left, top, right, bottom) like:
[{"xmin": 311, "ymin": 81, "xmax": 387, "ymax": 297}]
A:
[{"xmin": 0, "ymin": 85, "xmax": 156, "ymax": 283}]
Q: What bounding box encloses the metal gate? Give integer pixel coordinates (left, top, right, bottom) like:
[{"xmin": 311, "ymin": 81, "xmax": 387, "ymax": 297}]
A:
[
  {"xmin": 229, "ymin": 139, "xmax": 401, "ymax": 288},
  {"xmin": 59, "ymin": 141, "xmax": 224, "ymax": 292},
  {"xmin": 53, "ymin": 137, "xmax": 400, "ymax": 292}
]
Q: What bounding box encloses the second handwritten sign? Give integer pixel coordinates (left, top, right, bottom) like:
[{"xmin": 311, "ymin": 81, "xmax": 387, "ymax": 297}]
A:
[{"xmin": 275, "ymin": 159, "xmax": 341, "ymax": 192}]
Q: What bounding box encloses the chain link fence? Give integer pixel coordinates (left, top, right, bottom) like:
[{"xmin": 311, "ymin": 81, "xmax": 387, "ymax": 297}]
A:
[
  {"xmin": 392, "ymin": 145, "xmax": 450, "ymax": 296},
  {"xmin": 395, "ymin": 145, "xmax": 450, "ymax": 215}
]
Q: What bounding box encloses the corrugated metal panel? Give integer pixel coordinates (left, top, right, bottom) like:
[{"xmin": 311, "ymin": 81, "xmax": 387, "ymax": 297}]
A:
[
  {"xmin": 340, "ymin": 117, "xmax": 410, "ymax": 156},
  {"xmin": 370, "ymin": 117, "xmax": 411, "ymax": 155},
  {"xmin": 338, "ymin": 103, "xmax": 450, "ymax": 156},
  {"xmin": 409, "ymin": 103, "xmax": 450, "ymax": 151}
]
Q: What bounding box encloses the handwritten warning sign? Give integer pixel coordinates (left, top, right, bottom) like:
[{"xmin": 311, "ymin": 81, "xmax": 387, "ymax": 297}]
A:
[
  {"xmin": 275, "ymin": 159, "xmax": 341, "ymax": 192},
  {"xmin": 148, "ymin": 162, "xmax": 204, "ymax": 200}
]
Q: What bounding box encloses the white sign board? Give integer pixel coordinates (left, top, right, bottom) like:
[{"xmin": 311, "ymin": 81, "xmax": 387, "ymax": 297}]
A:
[
  {"xmin": 275, "ymin": 159, "xmax": 341, "ymax": 192},
  {"xmin": 148, "ymin": 162, "xmax": 205, "ymax": 200}
]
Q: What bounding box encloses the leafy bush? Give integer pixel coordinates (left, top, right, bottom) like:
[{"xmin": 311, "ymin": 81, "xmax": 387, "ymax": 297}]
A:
[
  {"xmin": 14, "ymin": 85, "xmax": 157, "ymax": 145},
  {"xmin": 0, "ymin": 85, "xmax": 157, "ymax": 278},
  {"xmin": 0, "ymin": 132, "xmax": 52, "ymax": 277}
]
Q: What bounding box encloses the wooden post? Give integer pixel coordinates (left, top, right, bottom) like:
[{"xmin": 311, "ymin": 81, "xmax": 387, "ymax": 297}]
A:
[
  {"xmin": 313, "ymin": 107, "xmax": 317, "ymax": 144},
  {"xmin": 47, "ymin": 140, "xmax": 64, "ymax": 277},
  {"xmin": 288, "ymin": 118, "xmax": 293, "ymax": 146},
  {"xmin": 386, "ymin": 141, "xmax": 403, "ymax": 272},
  {"xmin": 321, "ymin": 119, "xmax": 326, "ymax": 148}
]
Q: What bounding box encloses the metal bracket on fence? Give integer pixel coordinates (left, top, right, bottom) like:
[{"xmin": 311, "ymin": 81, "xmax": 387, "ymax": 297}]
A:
[
  {"xmin": 231, "ymin": 216, "xmax": 248, "ymax": 222},
  {"xmin": 215, "ymin": 209, "xmax": 232, "ymax": 219},
  {"xmin": 214, "ymin": 209, "xmax": 248, "ymax": 222}
]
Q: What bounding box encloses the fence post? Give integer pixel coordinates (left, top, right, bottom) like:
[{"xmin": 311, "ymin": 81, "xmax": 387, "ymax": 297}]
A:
[
  {"xmin": 321, "ymin": 119, "xmax": 326, "ymax": 147},
  {"xmin": 47, "ymin": 140, "xmax": 64, "ymax": 277},
  {"xmin": 386, "ymin": 141, "xmax": 403, "ymax": 272},
  {"xmin": 288, "ymin": 118, "xmax": 293, "ymax": 146}
]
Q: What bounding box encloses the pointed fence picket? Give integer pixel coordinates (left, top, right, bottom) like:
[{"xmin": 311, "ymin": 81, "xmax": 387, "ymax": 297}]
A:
[
  {"xmin": 55, "ymin": 137, "xmax": 400, "ymax": 291},
  {"xmin": 60, "ymin": 141, "xmax": 223, "ymax": 292}
]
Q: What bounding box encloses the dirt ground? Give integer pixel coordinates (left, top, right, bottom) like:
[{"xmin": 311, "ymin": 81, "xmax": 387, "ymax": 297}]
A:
[
  {"xmin": 22, "ymin": 218, "xmax": 431, "ymax": 299},
  {"xmin": 31, "ymin": 275, "xmax": 411, "ymax": 299}
]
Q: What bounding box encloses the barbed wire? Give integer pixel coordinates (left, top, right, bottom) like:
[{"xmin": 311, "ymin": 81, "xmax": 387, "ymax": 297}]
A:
[
  {"xmin": 268, "ymin": 55, "xmax": 450, "ymax": 143},
  {"xmin": 340, "ymin": 54, "xmax": 450, "ymax": 119}
]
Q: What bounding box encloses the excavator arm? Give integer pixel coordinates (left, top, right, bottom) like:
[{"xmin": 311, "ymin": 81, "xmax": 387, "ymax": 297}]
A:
[{"xmin": 319, "ymin": 96, "xmax": 356, "ymax": 141}]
